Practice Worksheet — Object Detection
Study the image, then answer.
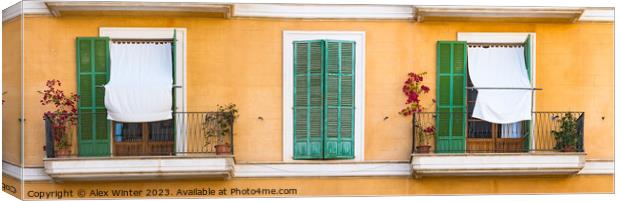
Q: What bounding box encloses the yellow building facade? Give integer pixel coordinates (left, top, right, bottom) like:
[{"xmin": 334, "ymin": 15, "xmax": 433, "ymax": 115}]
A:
[{"xmin": 1, "ymin": 1, "xmax": 614, "ymax": 200}]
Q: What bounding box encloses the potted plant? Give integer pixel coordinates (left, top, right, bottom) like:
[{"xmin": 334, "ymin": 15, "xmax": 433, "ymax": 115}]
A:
[
  {"xmin": 552, "ymin": 113, "xmax": 579, "ymax": 152},
  {"xmin": 204, "ymin": 103, "xmax": 238, "ymax": 155},
  {"xmin": 39, "ymin": 79, "xmax": 79, "ymax": 157},
  {"xmin": 414, "ymin": 125, "xmax": 435, "ymax": 153},
  {"xmin": 398, "ymin": 72, "xmax": 435, "ymax": 153}
]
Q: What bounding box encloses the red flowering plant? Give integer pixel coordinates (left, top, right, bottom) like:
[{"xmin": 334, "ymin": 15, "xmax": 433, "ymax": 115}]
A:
[
  {"xmin": 38, "ymin": 79, "xmax": 79, "ymax": 150},
  {"xmin": 399, "ymin": 72, "xmax": 436, "ymax": 147}
]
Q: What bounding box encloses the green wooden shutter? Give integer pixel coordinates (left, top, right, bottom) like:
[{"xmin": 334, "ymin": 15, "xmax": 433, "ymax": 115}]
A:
[
  {"xmin": 435, "ymin": 41, "xmax": 467, "ymax": 153},
  {"xmin": 76, "ymin": 37, "xmax": 111, "ymax": 157},
  {"xmin": 323, "ymin": 40, "xmax": 355, "ymax": 159},
  {"xmin": 293, "ymin": 40, "xmax": 324, "ymax": 159},
  {"xmin": 522, "ymin": 34, "xmax": 532, "ymax": 151}
]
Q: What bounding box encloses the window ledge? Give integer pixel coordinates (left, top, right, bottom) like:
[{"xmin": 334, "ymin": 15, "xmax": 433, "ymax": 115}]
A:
[
  {"xmin": 43, "ymin": 155, "xmax": 234, "ymax": 181},
  {"xmin": 411, "ymin": 153, "xmax": 586, "ymax": 177}
]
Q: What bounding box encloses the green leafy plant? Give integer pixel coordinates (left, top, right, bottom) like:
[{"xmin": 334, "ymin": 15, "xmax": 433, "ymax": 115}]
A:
[
  {"xmin": 551, "ymin": 113, "xmax": 579, "ymax": 152},
  {"xmin": 203, "ymin": 103, "xmax": 239, "ymax": 147}
]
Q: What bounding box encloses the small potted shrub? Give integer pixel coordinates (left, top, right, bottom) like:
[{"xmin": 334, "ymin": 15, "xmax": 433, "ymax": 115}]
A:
[
  {"xmin": 552, "ymin": 113, "xmax": 579, "ymax": 152},
  {"xmin": 414, "ymin": 125, "xmax": 435, "ymax": 153},
  {"xmin": 399, "ymin": 72, "xmax": 435, "ymax": 153},
  {"xmin": 204, "ymin": 103, "xmax": 238, "ymax": 155},
  {"xmin": 39, "ymin": 79, "xmax": 79, "ymax": 157}
]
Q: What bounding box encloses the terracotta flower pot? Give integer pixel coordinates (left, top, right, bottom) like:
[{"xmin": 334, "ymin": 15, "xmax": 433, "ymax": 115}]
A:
[
  {"xmin": 415, "ymin": 145, "xmax": 432, "ymax": 154},
  {"xmin": 54, "ymin": 148, "xmax": 72, "ymax": 157},
  {"xmin": 215, "ymin": 144, "xmax": 231, "ymax": 155},
  {"xmin": 561, "ymin": 145, "xmax": 577, "ymax": 152}
]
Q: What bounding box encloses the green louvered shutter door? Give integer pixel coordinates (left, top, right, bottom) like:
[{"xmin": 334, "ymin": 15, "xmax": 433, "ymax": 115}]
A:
[
  {"xmin": 76, "ymin": 37, "xmax": 111, "ymax": 157},
  {"xmin": 522, "ymin": 34, "xmax": 532, "ymax": 151},
  {"xmin": 324, "ymin": 40, "xmax": 355, "ymax": 159},
  {"xmin": 435, "ymin": 41, "xmax": 467, "ymax": 153},
  {"xmin": 293, "ymin": 40, "xmax": 324, "ymax": 159}
]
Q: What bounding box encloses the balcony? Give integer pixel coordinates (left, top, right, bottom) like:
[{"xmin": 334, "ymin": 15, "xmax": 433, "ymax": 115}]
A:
[
  {"xmin": 410, "ymin": 112, "xmax": 586, "ymax": 177},
  {"xmin": 43, "ymin": 112, "xmax": 235, "ymax": 181}
]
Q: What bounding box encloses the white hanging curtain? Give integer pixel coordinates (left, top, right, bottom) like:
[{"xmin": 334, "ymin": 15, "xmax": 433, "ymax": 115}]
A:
[
  {"xmin": 467, "ymin": 46, "xmax": 532, "ymax": 124},
  {"xmin": 501, "ymin": 122, "xmax": 522, "ymax": 138},
  {"xmin": 105, "ymin": 42, "xmax": 173, "ymax": 122}
]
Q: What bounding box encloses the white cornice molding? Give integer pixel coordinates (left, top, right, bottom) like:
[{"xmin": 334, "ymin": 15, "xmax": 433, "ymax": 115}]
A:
[
  {"xmin": 414, "ymin": 6, "xmax": 587, "ymax": 22},
  {"xmin": 2, "ymin": 161, "xmax": 52, "ymax": 181},
  {"xmin": 235, "ymin": 162, "xmax": 411, "ymax": 177},
  {"xmin": 233, "ymin": 4, "xmax": 414, "ymax": 19},
  {"xmin": 1, "ymin": 1, "xmax": 22, "ymax": 22},
  {"xmin": 2, "ymin": 2, "xmax": 613, "ymax": 22},
  {"xmin": 3, "ymin": 160, "xmax": 613, "ymax": 181},
  {"xmin": 579, "ymin": 8, "xmax": 614, "ymax": 22},
  {"xmin": 44, "ymin": 1, "xmax": 231, "ymax": 17},
  {"xmin": 579, "ymin": 160, "xmax": 614, "ymax": 174},
  {"xmin": 3, "ymin": 1, "xmax": 52, "ymax": 22}
]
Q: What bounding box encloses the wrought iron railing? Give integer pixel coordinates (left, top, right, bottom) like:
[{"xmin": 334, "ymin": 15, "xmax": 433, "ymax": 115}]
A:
[
  {"xmin": 44, "ymin": 112, "xmax": 234, "ymax": 158},
  {"xmin": 412, "ymin": 112, "xmax": 584, "ymax": 154}
]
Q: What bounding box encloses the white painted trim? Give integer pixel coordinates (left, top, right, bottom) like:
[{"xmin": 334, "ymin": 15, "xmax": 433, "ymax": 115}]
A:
[
  {"xmin": 44, "ymin": 1, "xmax": 231, "ymax": 17},
  {"xmin": 2, "ymin": 161, "xmax": 52, "ymax": 181},
  {"xmin": 2, "ymin": 1, "xmax": 52, "ymax": 22},
  {"xmin": 1, "ymin": 1, "xmax": 21, "ymax": 22},
  {"xmin": 579, "ymin": 8, "xmax": 615, "ymax": 22},
  {"xmin": 579, "ymin": 161, "xmax": 614, "ymax": 174},
  {"xmin": 282, "ymin": 31, "xmax": 365, "ymax": 162},
  {"xmin": 4, "ymin": 2, "xmax": 611, "ymax": 22},
  {"xmin": 5, "ymin": 160, "xmax": 611, "ymax": 181},
  {"xmin": 234, "ymin": 162, "xmax": 411, "ymax": 177},
  {"xmin": 457, "ymin": 32, "xmax": 537, "ymax": 149},
  {"xmin": 99, "ymin": 27, "xmax": 188, "ymax": 152},
  {"xmin": 233, "ymin": 4, "xmax": 414, "ymax": 19},
  {"xmin": 43, "ymin": 157, "xmax": 233, "ymax": 181},
  {"xmin": 411, "ymin": 153, "xmax": 588, "ymax": 176},
  {"xmin": 414, "ymin": 6, "xmax": 585, "ymax": 22}
]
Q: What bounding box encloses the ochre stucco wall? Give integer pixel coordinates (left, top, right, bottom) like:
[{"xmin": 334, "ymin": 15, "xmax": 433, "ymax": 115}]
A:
[
  {"xmin": 12, "ymin": 174, "xmax": 613, "ymax": 199},
  {"xmin": 2, "ymin": 17, "xmax": 23, "ymax": 166},
  {"xmin": 19, "ymin": 15, "xmax": 613, "ymax": 167}
]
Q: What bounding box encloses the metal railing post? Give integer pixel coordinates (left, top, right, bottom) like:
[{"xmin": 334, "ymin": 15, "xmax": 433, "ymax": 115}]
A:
[
  {"xmin": 44, "ymin": 115, "xmax": 55, "ymax": 158},
  {"xmin": 412, "ymin": 113, "xmax": 416, "ymax": 154}
]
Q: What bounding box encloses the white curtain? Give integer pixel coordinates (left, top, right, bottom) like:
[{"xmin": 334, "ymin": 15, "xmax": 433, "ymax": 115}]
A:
[
  {"xmin": 467, "ymin": 46, "xmax": 532, "ymax": 124},
  {"xmin": 105, "ymin": 43, "xmax": 173, "ymax": 122},
  {"xmin": 501, "ymin": 122, "xmax": 522, "ymax": 138}
]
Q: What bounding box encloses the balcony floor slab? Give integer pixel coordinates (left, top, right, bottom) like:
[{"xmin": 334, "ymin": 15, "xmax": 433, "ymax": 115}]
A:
[
  {"xmin": 411, "ymin": 152, "xmax": 586, "ymax": 177},
  {"xmin": 43, "ymin": 155, "xmax": 234, "ymax": 181}
]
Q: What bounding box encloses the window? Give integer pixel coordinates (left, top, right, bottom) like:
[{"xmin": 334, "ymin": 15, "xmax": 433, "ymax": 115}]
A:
[
  {"xmin": 76, "ymin": 28, "xmax": 186, "ymax": 157},
  {"xmin": 292, "ymin": 40, "xmax": 355, "ymax": 160},
  {"xmin": 113, "ymin": 120, "xmax": 174, "ymax": 156},
  {"xmin": 436, "ymin": 33, "xmax": 535, "ymax": 153},
  {"xmin": 283, "ymin": 31, "xmax": 364, "ymax": 161}
]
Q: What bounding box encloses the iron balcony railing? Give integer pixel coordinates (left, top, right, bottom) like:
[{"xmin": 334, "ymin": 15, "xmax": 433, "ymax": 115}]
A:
[
  {"xmin": 412, "ymin": 112, "xmax": 584, "ymax": 154},
  {"xmin": 44, "ymin": 112, "xmax": 234, "ymax": 158}
]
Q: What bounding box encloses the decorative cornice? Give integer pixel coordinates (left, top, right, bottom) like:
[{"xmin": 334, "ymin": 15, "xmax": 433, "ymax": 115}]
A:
[
  {"xmin": 233, "ymin": 4, "xmax": 414, "ymax": 19},
  {"xmin": 2, "ymin": 1, "xmax": 613, "ymax": 22},
  {"xmin": 414, "ymin": 6, "xmax": 586, "ymax": 22},
  {"xmin": 4, "ymin": 160, "xmax": 612, "ymax": 181}
]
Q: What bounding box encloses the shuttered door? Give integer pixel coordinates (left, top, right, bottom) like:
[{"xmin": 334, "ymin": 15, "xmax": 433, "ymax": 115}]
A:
[
  {"xmin": 293, "ymin": 40, "xmax": 325, "ymax": 159},
  {"xmin": 76, "ymin": 37, "xmax": 111, "ymax": 156},
  {"xmin": 435, "ymin": 41, "xmax": 467, "ymax": 153},
  {"xmin": 324, "ymin": 40, "xmax": 355, "ymax": 159}
]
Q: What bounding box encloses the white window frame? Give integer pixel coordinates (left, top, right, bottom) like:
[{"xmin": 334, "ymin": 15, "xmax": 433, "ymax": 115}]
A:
[
  {"xmin": 282, "ymin": 31, "xmax": 365, "ymax": 162},
  {"xmin": 98, "ymin": 27, "xmax": 188, "ymax": 152},
  {"xmin": 457, "ymin": 32, "xmax": 537, "ymax": 149}
]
